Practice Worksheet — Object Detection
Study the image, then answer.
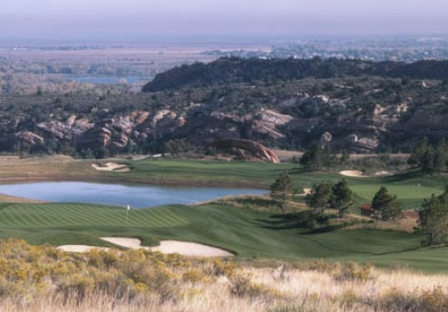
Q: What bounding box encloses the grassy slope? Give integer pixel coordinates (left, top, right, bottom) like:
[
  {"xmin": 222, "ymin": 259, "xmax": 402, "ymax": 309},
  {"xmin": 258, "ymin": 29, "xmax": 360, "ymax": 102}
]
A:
[
  {"xmin": 118, "ymin": 160, "xmax": 446, "ymax": 209},
  {"xmin": 0, "ymin": 157, "xmax": 443, "ymax": 209},
  {"xmin": 121, "ymin": 160, "xmax": 296, "ymax": 186},
  {"xmin": 1, "ymin": 201, "xmax": 446, "ymax": 271},
  {"xmin": 0, "ymin": 158, "xmax": 447, "ymax": 271}
]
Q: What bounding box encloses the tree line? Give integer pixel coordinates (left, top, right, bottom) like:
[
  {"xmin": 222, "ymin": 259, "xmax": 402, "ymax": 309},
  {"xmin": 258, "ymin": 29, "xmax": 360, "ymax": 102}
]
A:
[
  {"xmin": 408, "ymin": 137, "xmax": 448, "ymax": 174},
  {"xmin": 270, "ymin": 172, "xmax": 448, "ymax": 247}
]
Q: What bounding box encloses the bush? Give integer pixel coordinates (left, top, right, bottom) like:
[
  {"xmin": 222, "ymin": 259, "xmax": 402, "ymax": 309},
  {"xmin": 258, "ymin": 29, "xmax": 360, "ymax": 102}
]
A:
[
  {"xmin": 229, "ymin": 272, "xmax": 281, "ymax": 301},
  {"xmin": 333, "ymin": 262, "xmax": 372, "ymax": 282}
]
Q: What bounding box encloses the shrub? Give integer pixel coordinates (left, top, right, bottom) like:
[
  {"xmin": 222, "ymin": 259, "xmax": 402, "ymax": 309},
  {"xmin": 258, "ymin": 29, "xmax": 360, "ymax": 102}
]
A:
[
  {"xmin": 205, "ymin": 259, "xmax": 237, "ymax": 278},
  {"xmin": 333, "ymin": 262, "xmax": 372, "ymax": 282},
  {"xmin": 182, "ymin": 269, "xmax": 205, "ymax": 283},
  {"xmin": 229, "ymin": 272, "xmax": 281, "ymax": 301}
]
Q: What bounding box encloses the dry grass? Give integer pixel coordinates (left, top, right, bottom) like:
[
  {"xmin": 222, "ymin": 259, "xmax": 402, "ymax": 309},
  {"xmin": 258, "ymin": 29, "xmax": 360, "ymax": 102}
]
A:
[
  {"xmin": 0, "ymin": 193, "xmax": 46, "ymax": 203},
  {"xmin": 0, "ymin": 239, "xmax": 447, "ymax": 312},
  {"xmin": 345, "ymin": 217, "xmax": 418, "ymax": 233}
]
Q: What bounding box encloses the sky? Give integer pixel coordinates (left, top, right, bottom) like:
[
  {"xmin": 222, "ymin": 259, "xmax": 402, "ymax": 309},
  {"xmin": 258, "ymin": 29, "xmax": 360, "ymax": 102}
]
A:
[{"xmin": 1, "ymin": 0, "xmax": 447, "ymax": 44}]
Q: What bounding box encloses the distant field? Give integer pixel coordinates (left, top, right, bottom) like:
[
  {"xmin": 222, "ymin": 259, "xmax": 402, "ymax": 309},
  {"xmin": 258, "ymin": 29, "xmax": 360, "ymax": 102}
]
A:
[
  {"xmin": 0, "ymin": 157, "xmax": 444, "ymax": 209},
  {"xmin": 121, "ymin": 159, "xmax": 297, "ymax": 186},
  {"xmin": 350, "ymin": 184, "xmax": 443, "ymax": 208}
]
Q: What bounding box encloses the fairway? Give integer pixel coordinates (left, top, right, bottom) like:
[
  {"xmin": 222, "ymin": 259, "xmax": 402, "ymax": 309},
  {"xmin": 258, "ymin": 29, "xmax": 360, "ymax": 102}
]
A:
[
  {"xmin": 0, "ymin": 201, "xmax": 446, "ymax": 271},
  {"xmin": 0, "ymin": 159, "xmax": 447, "ymax": 271},
  {"xmin": 121, "ymin": 159, "xmax": 297, "ymax": 186},
  {"xmin": 350, "ymin": 184, "xmax": 443, "ymax": 208}
]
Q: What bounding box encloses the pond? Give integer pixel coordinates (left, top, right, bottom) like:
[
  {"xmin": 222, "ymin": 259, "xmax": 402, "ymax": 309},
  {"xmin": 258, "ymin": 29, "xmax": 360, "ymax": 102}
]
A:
[
  {"xmin": 61, "ymin": 74, "xmax": 151, "ymax": 85},
  {"xmin": 0, "ymin": 182, "xmax": 266, "ymax": 209}
]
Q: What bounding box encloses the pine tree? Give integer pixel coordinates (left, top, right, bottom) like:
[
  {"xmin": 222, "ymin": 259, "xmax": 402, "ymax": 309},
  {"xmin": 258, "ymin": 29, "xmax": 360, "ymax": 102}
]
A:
[
  {"xmin": 408, "ymin": 137, "xmax": 429, "ymax": 168},
  {"xmin": 434, "ymin": 140, "xmax": 448, "ymax": 174},
  {"xmin": 330, "ymin": 179, "xmax": 353, "ymax": 218},
  {"xmin": 299, "ymin": 145, "xmax": 324, "ymax": 170},
  {"xmin": 305, "ymin": 181, "xmax": 334, "ymax": 211},
  {"xmin": 270, "ymin": 172, "xmax": 293, "ymax": 210},
  {"xmin": 417, "ymin": 189, "xmax": 448, "ymax": 246},
  {"xmin": 371, "ymin": 186, "xmax": 403, "ymax": 221}
]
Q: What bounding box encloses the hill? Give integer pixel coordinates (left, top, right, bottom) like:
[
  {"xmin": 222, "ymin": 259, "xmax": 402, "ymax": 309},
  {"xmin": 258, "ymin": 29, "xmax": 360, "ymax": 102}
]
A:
[
  {"xmin": 142, "ymin": 57, "xmax": 448, "ymax": 92},
  {"xmin": 3, "ymin": 57, "xmax": 448, "ymax": 157}
]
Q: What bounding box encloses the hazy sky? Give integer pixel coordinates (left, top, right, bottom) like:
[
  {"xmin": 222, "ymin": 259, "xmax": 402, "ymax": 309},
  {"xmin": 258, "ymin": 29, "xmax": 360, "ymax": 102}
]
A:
[{"xmin": 1, "ymin": 0, "xmax": 447, "ymax": 43}]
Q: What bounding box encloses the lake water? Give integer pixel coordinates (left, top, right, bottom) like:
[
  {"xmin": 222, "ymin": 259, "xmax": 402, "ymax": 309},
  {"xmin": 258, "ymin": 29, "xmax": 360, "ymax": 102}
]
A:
[
  {"xmin": 0, "ymin": 182, "xmax": 266, "ymax": 209},
  {"xmin": 62, "ymin": 75, "xmax": 151, "ymax": 85}
]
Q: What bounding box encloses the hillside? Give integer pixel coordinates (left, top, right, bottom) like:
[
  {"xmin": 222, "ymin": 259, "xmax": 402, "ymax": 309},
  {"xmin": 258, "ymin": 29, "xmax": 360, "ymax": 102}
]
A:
[
  {"xmin": 2, "ymin": 57, "xmax": 448, "ymax": 157},
  {"xmin": 142, "ymin": 57, "xmax": 448, "ymax": 92}
]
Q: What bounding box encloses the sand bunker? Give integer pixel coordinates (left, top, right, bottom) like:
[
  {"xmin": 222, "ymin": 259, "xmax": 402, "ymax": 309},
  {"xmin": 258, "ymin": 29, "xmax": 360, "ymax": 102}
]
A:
[
  {"xmin": 373, "ymin": 171, "xmax": 393, "ymax": 176},
  {"xmin": 339, "ymin": 170, "xmax": 365, "ymax": 177},
  {"xmin": 100, "ymin": 237, "xmax": 144, "ymax": 249},
  {"xmin": 92, "ymin": 162, "xmax": 130, "ymax": 172},
  {"xmin": 60, "ymin": 237, "xmax": 234, "ymax": 257},
  {"xmin": 297, "ymin": 188, "xmax": 312, "ymax": 196},
  {"xmin": 340, "ymin": 170, "xmax": 393, "ymax": 178},
  {"xmin": 150, "ymin": 240, "xmax": 234, "ymax": 257},
  {"xmin": 58, "ymin": 245, "xmax": 109, "ymax": 253}
]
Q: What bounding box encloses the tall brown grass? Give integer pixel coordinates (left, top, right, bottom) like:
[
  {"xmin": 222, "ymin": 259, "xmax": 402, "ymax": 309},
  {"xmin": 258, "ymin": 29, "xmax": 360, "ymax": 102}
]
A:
[{"xmin": 0, "ymin": 239, "xmax": 447, "ymax": 312}]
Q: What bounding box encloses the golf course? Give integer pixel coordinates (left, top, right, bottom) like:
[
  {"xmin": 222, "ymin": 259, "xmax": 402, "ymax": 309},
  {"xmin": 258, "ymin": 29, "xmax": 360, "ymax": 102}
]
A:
[{"xmin": 0, "ymin": 156, "xmax": 447, "ymax": 272}]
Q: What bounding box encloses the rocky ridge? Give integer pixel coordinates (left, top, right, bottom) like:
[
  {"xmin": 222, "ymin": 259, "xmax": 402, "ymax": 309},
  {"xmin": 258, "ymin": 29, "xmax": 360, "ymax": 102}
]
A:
[{"xmin": 2, "ymin": 58, "xmax": 448, "ymax": 157}]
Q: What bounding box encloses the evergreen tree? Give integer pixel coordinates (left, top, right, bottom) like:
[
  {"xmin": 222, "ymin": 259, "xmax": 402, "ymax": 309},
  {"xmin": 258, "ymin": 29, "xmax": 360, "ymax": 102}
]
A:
[
  {"xmin": 417, "ymin": 189, "xmax": 448, "ymax": 246},
  {"xmin": 322, "ymin": 146, "xmax": 337, "ymax": 170},
  {"xmin": 408, "ymin": 137, "xmax": 448, "ymax": 174},
  {"xmin": 408, "ymin": 137, "xmax": 429, "ymax": 168},
  {"xmin": 371, "ymin": 186, "xmax": 403, "ymax": 221},
  {"xmin": 421, "ymin": 145, "xmax": 435, "ymax": 174},
  {"xmin": 339, "ymin": 150, "xmax": 351, "ymax": 167},
  {"xmin": 305, "ymin": 181, "xmax": 334, "ymax": 211},
  {"xmin": 329, "ymin": 179, "xmax": 353, "ymax": 218},
  {"xmin": 299, "ymin": 145, "xmax": 325, "ymax": 170},
  {"xmin": 270, "ymin": 172, "xmax": 293, "ymax": 210},
  {"xmin": 434, "ymin": 140, "xmax": 448, "ymax": 173}
]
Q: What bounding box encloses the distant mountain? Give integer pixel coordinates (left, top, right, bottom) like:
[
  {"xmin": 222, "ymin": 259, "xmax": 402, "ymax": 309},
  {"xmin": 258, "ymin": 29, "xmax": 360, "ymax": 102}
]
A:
[
  {"xmin": 142, "ymin": 57, "xmax": 448, "ymax": 93},
  {"xmin": 3, "ymin": 57, "xmax": 448, "ymax": 158}
]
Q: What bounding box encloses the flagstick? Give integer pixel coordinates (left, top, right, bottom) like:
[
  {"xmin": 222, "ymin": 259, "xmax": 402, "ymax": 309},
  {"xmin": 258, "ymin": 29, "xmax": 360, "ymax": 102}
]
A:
[{"xmin": 126, "ymin": 204, "xmax": 131, "ymax": 223}]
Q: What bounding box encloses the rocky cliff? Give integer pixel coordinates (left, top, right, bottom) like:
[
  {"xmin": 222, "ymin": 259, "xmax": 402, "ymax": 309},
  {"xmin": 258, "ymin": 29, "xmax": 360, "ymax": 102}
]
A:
[{"xmin": 2, "ymin": 58, "xmax": 448, "ymax": 157}]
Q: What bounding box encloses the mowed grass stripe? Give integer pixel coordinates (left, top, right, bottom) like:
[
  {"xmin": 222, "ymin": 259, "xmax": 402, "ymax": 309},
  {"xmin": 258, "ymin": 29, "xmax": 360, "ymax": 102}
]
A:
[
  {"xmin": 0, "ymin": 201, "xmax": 443, "ymax": 270},
  {"xmin": 0, "ymin": 209, "xmax": 23, "ymax": 227},
  {"xmin": 38, "ymin": 205, "xmax": 88, "ymax": 227},
  {"xmin": 154, "ymin": 207, "xmax": 189, "ymax": 226},
  {"xmin": 141, "ymin": 210, "xmax": 174, "ymax": 228},
  {"xmin": 351, "ymin": 184, "xmax": 442, "ymax": 202},
  {"xmin": 10, "ymin": 208, "xmax": 37, "ymax": 227},
  {"xmin": 55, "ymin": 204, "xmax": 129, "ymax": 227},
  {"xmin": 129, "ymin": 160, "xmax": 295, "ymax": 183}
]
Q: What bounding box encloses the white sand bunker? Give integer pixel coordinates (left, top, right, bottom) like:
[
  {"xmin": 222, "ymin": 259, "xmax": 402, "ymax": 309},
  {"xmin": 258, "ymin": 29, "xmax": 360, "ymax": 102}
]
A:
[
  {"xmin": 298, "ymin": 188, "xmax": 312, "ymax": 196},
  {"xmin": 58, "ymin": 245, "xmax": 110, "ymax": 253},
  {"xmin": 373, "ymin": 171, "xmax": 393, "ymax": 176},
  {"xmin": 340, "ymin": 170, "xmax": 393, "ymax": 178},
  {"xmin": 339, "ymin": 170, "xmax": 365, "ymax": 177},
  {"xmin": 100, "ymin": 237, "xmax": 234, "ymax": 257},
  {"xmin": 101, "ymin": 237, "xmax": 143, "ymax": 249},
  {"xmin": 59, "ymin": 237, "xmax": 234, "ymax": 257},
  {"xmin": 92, "ymin": 162, "xmax": 130, "ymax": 172},
  {"xmin": 150, "ymin": 240, "xmax": 234, "ymax": 257},
  {"xmin": 303, "ymin": 188, "xmax": 312, "ymax": 195}
]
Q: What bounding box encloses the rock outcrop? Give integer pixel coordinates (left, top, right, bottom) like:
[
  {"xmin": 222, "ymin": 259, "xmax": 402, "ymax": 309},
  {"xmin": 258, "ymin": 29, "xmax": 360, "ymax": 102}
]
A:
[{"xmin": 210, "ymin": 139, "xmax": 280, "ymax": 163}]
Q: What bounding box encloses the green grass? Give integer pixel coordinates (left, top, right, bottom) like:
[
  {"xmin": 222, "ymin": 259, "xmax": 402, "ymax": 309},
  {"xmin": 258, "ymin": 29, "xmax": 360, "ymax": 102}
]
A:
[
  {"xmin": 104, "ymin": 159, "xmax": 445, "ymax": 210},
  {"xmin": 350, "ymin": 184, "xmax": 443, "ymax": 208},
  {"xmin": 1, "ymin": 200, "xmax": 446, "ymax": 271},
  {"xmin": 1, "ymin": 159, "xmax": 448, "ymax": 271},
  {"xmin": 118, "ymin": 159, "xmax": 297, "ymax": 186},
  {"xmin": 289, "ymin": 170, "xmax": 447, "ymax": 210}
]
